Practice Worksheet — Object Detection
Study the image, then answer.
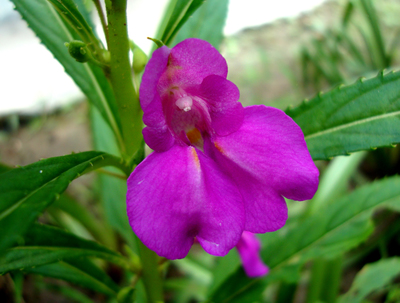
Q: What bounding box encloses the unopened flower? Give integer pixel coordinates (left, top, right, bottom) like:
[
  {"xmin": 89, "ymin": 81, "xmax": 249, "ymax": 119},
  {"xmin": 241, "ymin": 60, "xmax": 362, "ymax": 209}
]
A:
[
  {"xmin": 127, "ymin": 38, "xmax": 319, "ymax": 260},
  {"xmin": 236, "ymin": 231, "xmax": 268, "ymax": 278}
]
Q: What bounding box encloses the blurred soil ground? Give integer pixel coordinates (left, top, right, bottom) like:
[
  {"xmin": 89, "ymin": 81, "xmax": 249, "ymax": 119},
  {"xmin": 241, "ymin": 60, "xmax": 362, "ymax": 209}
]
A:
[{"xmin": 0, "ymin": 102, "xmax": 90, "ymax": 166}]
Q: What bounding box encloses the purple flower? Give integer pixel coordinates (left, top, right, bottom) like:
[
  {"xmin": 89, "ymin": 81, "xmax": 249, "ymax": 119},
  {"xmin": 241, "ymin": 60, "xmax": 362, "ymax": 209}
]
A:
[
  {"xmin": 127, "ymin": 38, "xmax": 319, "ymax": 260},
  {"xmin": 236, "ymin": 231, "xmax": 268, "ymax": 277}
]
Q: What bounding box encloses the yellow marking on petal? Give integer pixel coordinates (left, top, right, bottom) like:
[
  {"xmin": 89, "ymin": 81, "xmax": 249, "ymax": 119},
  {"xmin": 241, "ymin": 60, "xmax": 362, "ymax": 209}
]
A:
[
  {"xmin": 167, "ymin": 56, "xmax": 182, "ymax": 69},
  {"xmin": 214, "ymin": 141, "xmax": 225, "ymax": 155},
  {"xmin": 190, "ymin": 147, "xmax": 200, "ymax": 170},
  {"xmin": 187, "ymin": 128, "xmax": 202, "ymax": 145}
]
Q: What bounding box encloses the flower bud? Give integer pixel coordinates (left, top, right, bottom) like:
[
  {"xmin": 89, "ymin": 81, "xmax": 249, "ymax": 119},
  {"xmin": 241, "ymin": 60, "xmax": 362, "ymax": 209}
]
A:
[
  {"xmin": 65, "ymin": 40, "xmax": 91, "ymax": 63},
  {"xmin": 132, "ymin": 47, "xmax": 148, "ymax": 74},
  {"xmin": 101, "ymin": 49, "xmax": 111, "ymax": 64}
]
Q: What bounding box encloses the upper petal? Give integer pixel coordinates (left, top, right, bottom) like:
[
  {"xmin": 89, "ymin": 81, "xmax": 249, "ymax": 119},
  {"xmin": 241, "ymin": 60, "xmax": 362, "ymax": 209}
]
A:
[
  {"xmin": 140, "ymin": 45, "xmax": 171, "ymax": 110},
  {"xmin": 142, "ymin": 94, "xmax": 175, "ymax": 152},
  {"xmin": 142, "ymin": 125, "xmax": 175, "ymax": 152},
  {"xmin": 205, "ymin": 105, "xmax": 319, "ymax": 232},
  {"xmin": 192, "ymin": 75, "xmax": 243, "ymax": 136},
  {"xmin": 158, "ymin": 38, "xmax": 228, "ymax": 93},
  {"xmin": 127, "ymin": 144, "xmax": 245, "ymax": 259},
  {"xmin": 139, "ymin": 40, "xmax": 231, "ymax": 150}
]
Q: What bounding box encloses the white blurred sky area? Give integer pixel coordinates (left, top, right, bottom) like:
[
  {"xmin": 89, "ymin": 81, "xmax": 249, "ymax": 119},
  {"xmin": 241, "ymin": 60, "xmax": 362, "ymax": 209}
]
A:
[{"xmin": 0, "ymin": 0, "xmax": 327, "ymax": 115}]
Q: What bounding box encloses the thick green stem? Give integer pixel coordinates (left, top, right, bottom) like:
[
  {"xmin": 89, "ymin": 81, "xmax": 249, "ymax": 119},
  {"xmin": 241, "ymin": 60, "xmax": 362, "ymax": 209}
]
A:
[
  {"xmin": 305, "ymin": 256, "xmax": 342, "ymax": 303},
  {"xmin": 320, "ymin": 256, "xmax": 343, "ymax": 303},
  {"xmin": 106, "ymin": 0, "xmax": 143, "ymax": 158},
  {"xmin": 137, "ymin": 238, "xmax": 164, "ymax": 303},
  {"xmin": 305, "ymin": 258, "xmax": 327, "ymax": 303},
  {"xmin": 106, "ymin": 1, "xmax": 163, "ymax": 301}
]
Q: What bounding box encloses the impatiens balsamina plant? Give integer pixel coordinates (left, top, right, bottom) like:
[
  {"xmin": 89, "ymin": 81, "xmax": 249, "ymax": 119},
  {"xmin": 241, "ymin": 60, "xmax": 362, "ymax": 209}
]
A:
[
  {"xmin": 4, "ymin": 0, "xmax": 400, "ymax": 302},
  {"xmin": 126, "ymin": 38, "xmax": 319, "ymax": 260}
]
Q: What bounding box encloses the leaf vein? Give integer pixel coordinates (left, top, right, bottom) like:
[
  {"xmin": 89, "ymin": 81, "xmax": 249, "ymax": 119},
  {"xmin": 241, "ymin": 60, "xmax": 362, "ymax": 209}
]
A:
[{"xmin": 305, "ymin": 110, "xmax": 400, "ymax": 140}]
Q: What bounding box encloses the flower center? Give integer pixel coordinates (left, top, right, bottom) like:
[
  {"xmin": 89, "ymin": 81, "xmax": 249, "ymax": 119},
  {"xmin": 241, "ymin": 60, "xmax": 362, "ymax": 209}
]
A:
[
  {"xmin": 163, "ymin": 87, "xmax": 211, "ymax": 149},
  {"xmin": 175, "ymin": 96, "xmax": 192, "ymax": 112},
  {"xmin": 186, "ymin": 128, "xmax": 203, "ymax": 148}
]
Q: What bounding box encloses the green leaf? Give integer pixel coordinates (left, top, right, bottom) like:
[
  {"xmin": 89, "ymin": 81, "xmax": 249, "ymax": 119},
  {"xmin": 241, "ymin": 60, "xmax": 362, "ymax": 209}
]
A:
[
  {"xmin": 338, "ymin": 257, "xmax": 400, "ymax": 303},
  {"xmin": 309, "ymin": 37, "xmax": 344, "ymax": 84},
  {"xmin": 208, "ymin": 250, "xmax": 240, "ymax": 295},
  {"xmin": 387, "ymin": 287, "xmax": 400, "ymax": 303},
  {"xmin": 338, "ymin": 30, "xmax": 367, "ymax": 67},
  {"xmin": 0, "ymin": 151, "xmax": 129, "ymax": 251},
  {"xmin": 117, "ymin": 286, "xmax": 136, "ymax": 303},
  {"xmin": 342, "ymin": 1, "xmax": 354, "ymax": 28},
  {"xmin": 10, "ymin": 271, "xmax": 24, "ymax": 303},
  {"xmin": 160, "ymin": 0, "xmax": 205, "ymax": 46},
  {"xmin": 359, "ymin": 0, "xmax": 389, "ymax": 68},
  {"xmin": 306, "ymin": 151, "xmax": 367, "ymax": 216},
  {"xmin": 50, "ymin": 194, "xmax": 116, "ymax": 249},
  {"xmin": 354, "ymin": 22, "xmax": 379, "ymax": 69},
  {"xmin": 171, "ymin": 0, "xmax": 228, "ymax": 49},
  {"xmin": 11, "ymin": 0, "xmax": 124, "ymax": 150},
  {"xmin": 302, "ymin": 44, "xmax": 340, "ymax": 87},
  {"xmin": 286, "ymin": 70, "xmax": 400, "ymax": 160},
  {"xmin": 47, "ymin": 0, "xmax": 99, "ymax": 48},
  {"xmin": 208, "ymin": 176, "xmax": 400, "ymax": 302},
  {"xmin": 44, "ymin": 284, "xmax": 93, "ymax": 303},
  {"xmin": 0, "ymin": 162, "xmax": 12, "ymax": 174},
  {"xmin": 0, "ymin": 224, "xmax": 127, "ymax": 274},
  {"xmin": 25, "ymin": 259, "xmax": 119, "ymax": 296}
]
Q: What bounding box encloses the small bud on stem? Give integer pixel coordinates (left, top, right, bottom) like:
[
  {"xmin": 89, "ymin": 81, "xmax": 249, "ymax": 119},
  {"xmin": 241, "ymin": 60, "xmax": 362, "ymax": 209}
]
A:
[{"xmin": 65, "ymin": 40, "xmax": 91, "ymax": 63}]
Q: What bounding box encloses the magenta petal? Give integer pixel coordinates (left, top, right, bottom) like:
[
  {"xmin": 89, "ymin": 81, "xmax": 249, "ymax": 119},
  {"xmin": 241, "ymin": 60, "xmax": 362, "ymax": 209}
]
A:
[
  {"xmin": 205, "ymin": 105, "xmax": 319, "ymax": 233},
  {"xmin": 139, "ymin": 46, "xmax": 174, "ymax": 151},
  {"xmin": 236, "ymin": 231, "xmax": 269, "ymax": 278},
  {"xmin": 127, "ymin": 145, "xmax": 245, "ymax": 259},
  {"xmin": 193, "ymin": 75, "xmax": 243, "ymax": 136},
  {"xmin": 140, "ymin": 46, "xmax": 171, "ymax": 110},
  {"xmin": 142, "ymin": 95, "xmax": 174, "ymax": 152},
  {"xmin": 142, "ymin": 125, "xmax": 174, "ymax": 152},
  {"xmin": 158, "ymin": 39, "xmax": 228, "ymax": 91}
]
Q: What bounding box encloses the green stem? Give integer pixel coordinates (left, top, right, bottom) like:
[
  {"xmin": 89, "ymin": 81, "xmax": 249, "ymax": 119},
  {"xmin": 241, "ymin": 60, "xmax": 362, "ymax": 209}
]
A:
[
  {"xmin": 276, "ymin": 282, "xmax": 297, "ymax": 303},
  {"xmin": 97, "ymin": 168, "xmax": 127, "ymax": 180},
  {"xmin": 321, "ymin": 256, "xmax": 343, "ymax": 303},
  {"xmin": 305, "ymin": 258, "xmax": 327, "ymax": 303},
  {"xmin": 81, "ymin": 153, "xmax": 131, "ymax": 177},
  {"xmin": 10, "ymin": 272, "xmax": 24, "ymax": 303},
  {"xmin": 106, "ymin": 1, "xmax": 163, "ymax": 301},
  {"xmin": 306, "ymin": 256, "xmax": 343, "ymax": 303},
  {"xmin": 106, "ymin": 0, "xmax": 143, "ymax": 158},
  {"xmin": 136, "ymin": 238, "xmax": 164, "ymax": 303}
]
